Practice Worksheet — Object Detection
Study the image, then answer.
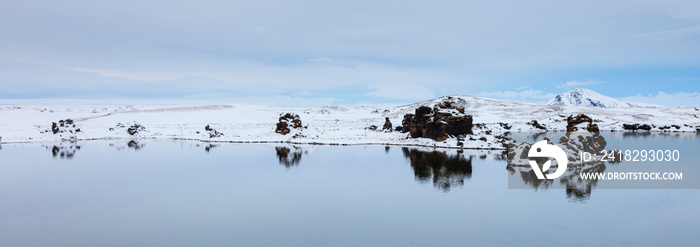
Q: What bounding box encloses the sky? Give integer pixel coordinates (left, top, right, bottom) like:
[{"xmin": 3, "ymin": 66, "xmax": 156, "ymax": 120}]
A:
[{"xmin": 1, "ymin": 0, "xmax": 699, "ymax": 107}]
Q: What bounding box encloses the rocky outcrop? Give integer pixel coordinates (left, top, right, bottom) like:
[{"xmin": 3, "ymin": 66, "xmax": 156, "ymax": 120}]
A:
[
  {"xmin": 48, "ymin": 119, "xmax": 81, "ymax": 135},
  {"xmin": 622, "ymin": 123, "xmax": 652, "ymax": 131},
  {"xmin": 657, "ymin": 125, "xmax": 681, "ymax": 131},
  {"xmin": 127, "ymin": 123, "xmax": 145, "ymax": 135},
  {"xmin": 107, "ymin": 122, "xmax": 146, "ymax": 136},
  {"xmin": 382, "ymin": 117, "xmax": 393, "ymax": 131},
  {"xmin": 41, "ymin": 119, "xmax": 81, "ymax": 141},
  {"xmin": 204, "ymin": 124, "xmax": 224, "ymax": 138},
  {"xmin": 275, "ymin": 113, "xmax": 304, "ymax": 135},
  {"xmin": 530, "ymin": 120, "xmax": 547, "ymax": 130},
  {"xmin": 401, "ymin": 104, "xmax": 473, "ymax": 141},
  {"xmin": 566, "ymin": 114, "xmax": 599, "ymax": 133}
]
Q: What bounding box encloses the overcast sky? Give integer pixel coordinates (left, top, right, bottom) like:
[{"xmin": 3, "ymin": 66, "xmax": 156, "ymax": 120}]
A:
[{"xmin": 1, "ymin": 0, "xmax": 699, "ymax": 106}]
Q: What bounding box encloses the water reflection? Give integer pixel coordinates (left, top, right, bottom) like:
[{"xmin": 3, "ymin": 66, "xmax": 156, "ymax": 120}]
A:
[
  {"xmin": 204, "ymin": 144, "xmax": 218, "ymax": 152},
  {"xmin": 507, "ymin": 132, "xmax": 621, "ymax": 201},
  {"xmin": 275, "ymin": 146, "xmax": 305, "ymax": 167},
  {"xmin": 45, "ymin": 143, "xmax": 81, "ymax": 159},
  {"xmin": 108, "ymin": 140, "xmax": 147, "ymax": 152},
  {"xmin": 401, "ymin": 148, "xmax": 473, "ymax": 192},
  {"xmin": 127, "ymin": 140, "xmax": 145, "ymax": 150}
]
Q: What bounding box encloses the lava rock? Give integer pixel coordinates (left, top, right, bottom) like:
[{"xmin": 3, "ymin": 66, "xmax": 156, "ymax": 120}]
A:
[
  {"xmin": 50, "ymin": 119, "xmax": 78, "ymax": 135},
  {"xmin": 566, "ymin": 114, "xmax": 599, "ymax": 133},
  {"xmin": 275, "ymin": 113, "xmax": 304, "ymax": 135},
  {"xmin": 530, "ymin": 120, "xmax": 547, "ymax": 130},
  {"xmin": 401, "ymin": 104, "xmax": 473, "ymax": 141},
  {"xmin": 127, "ymin": 123, "xmax": 145, "ymax": 135},
  {"xmin": 622, "ymin": 123, "xmax": 652, "ymax": 131},
  {"xmin": 382, "ymin": 117, "xmax": 393, "ymax": 131},
  {"xmin": 205, "ymin": 124, "xmax": 224, "ymax": 138}
]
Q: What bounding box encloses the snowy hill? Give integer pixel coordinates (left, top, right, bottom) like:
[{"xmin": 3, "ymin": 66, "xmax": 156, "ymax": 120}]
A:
[{"xmin": 545, "ymin": 88, "xmax": 660, "ymax": 108}]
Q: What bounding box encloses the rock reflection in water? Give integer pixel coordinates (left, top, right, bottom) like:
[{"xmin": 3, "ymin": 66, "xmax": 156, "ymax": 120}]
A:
[
  {"xmin": 401, "ymin": 148, "xmax": 473, "ymax": 192},
  {"xmin": 204, "ymin": 144, "xmax": 218, "ymax": 152},
  {"xmin": 127, "ymin": 140, "xmax": 145, "ymax": 150},
  {"xmin": 275, "ymin": 146, "xmax": 305, "ymax": 167},
  {"xmin": 507, "ymin": 132, "xmax": 621, "ymax": 201},
  {"xmin": 46, "ymin": 143, "xmax": 81, "ymax": 159},
  {"xmin": 108, "ymin": 140, "xmax": 147, "ymax": 151}
]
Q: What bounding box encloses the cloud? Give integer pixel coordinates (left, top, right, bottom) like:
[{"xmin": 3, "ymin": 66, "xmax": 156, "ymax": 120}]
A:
[
  {"xmin": 620, "ymin": 91, "xmax": 700, "ymax": 107},
  {"xmin": 70, "ymin": 67, "xmax": 187, "ymax": 82},
  {"xmin": 307, "ymin": 57, "xmax": 357, "ymax": 69},
  {"xmin": 367, "ymin": 83, "xmax": 435, "ymax": 101},
  {"xmin": 0, "ymin": 95, "xmax": 339, "ymax": 107},
  {"xmin": 307, "ymin": 57, "xmax": 333, "ymax": 62},
  {"xmin": 636, "ymin": 24, "xmax": 700, "ymax": 41},
  {"xmin": 1, "ymin": 1, "xmax": 699, "ymax": 104},
  {"xmin": 556, "ymin": 80, "xmax": 601, "ymax": 89},
  {"xmin": 478, "ymin": 89, "xmax": 556, "ymax": 101},
  {"xmin": 293, "ymin": 90, "xmax": 314, "ymax": 96}
]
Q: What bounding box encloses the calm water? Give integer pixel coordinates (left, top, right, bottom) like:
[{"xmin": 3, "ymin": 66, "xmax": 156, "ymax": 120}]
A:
[{"xmin": 0, "ymin": 133, "xmax": 698, "ymax": 247}]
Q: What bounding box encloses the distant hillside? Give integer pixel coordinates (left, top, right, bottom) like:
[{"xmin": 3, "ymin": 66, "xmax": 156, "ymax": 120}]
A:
[{"xmin": 545, "ymin": 88, "xmax": 660, "ymax": 108}]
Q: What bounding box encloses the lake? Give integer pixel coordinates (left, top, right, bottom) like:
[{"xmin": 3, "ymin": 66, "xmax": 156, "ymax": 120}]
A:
[{"xmin": 0, "ymin": 132, "xmax": 698, "ymax": 247}]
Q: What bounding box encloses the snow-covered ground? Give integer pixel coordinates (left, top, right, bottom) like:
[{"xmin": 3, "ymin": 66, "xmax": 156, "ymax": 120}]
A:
[
  {"xmin": 0, "ymin": 103, "xmax": 495, "ymax": 149},
  {"xmin": 390, "ymin": 95, "xmax": 699, "ymax": 133},
  {"xmin": 0, "ymin": 93, "xmax": 698, "ymax": 149}
]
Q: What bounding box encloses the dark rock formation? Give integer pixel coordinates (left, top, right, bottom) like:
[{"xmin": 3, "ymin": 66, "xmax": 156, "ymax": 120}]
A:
[
  {"xmin": 205, "ymin": 124, "xmax": 224, "ymax": 138},
  {"xmin": 566, "ymin": 114, "xmax": 599, "ymax": 133},
  {"xmin": 51, "ymin": 122, "xmax": 59, "ymax": 134},
  {"xmin": 656, "ymin": 125, "xmax": 681, "ymax": 131},
  {"xmin": 49, "ymin": 119, "xmax": 80, "ymax": 135},
  {"xmin": 275, "ymin": 113, "xmax": 304, "ymax": 135},
  {"xmin": 366, "ymin": 125, "xmax": 378, "ymax": 131},
  {"xmin": 530, "ymin": 120, "xmax": 547, "ymax": 130},
  {"xmin": 622, "ymin": 123, "xmax": 652, "ymax": 131},
  {"xmin": 401, "ymin": 104, "xmax": 473, "ymax": 141},
  {"xmin": 127, "ymin": 123, "xmax": 145, "ymax": 135},
  {"xmin": 498, "ymin": 122, "xmax": 512, "ymax": 130},
  {"xmin": 382, "ymin": 117, "xmax": 393, "ymax": 131}
]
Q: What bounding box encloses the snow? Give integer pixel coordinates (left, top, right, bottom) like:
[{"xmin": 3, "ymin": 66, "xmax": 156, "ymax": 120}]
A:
[
  {"xmin": 545, "ymin": 88, "xmax": 661, "ymax": 108},
  {"xmin": 0, "ymin": 94, "xmax": 698, "ymax": 149}
]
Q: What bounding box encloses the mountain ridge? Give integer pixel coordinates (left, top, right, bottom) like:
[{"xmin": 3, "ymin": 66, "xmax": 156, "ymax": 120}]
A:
[{"xmin": 545, "ymin": 88, "xmax": 660, "ymax": 108}]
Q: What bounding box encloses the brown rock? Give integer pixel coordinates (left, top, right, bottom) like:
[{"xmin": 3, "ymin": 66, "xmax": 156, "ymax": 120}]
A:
[
  {"xmin": 382, "ymin": 117, "xmax": 393, "ymax": 131},
  {"xmin": 566, "ymin": 114, "xmax": 599, "ymax": 133},
  {"xmin": 401, "ymin": 104, "xmax": 473, "ymax": 141},
  {"xmin": 275, "ymin": 113, "xmax": 303, "ymax": 135}
]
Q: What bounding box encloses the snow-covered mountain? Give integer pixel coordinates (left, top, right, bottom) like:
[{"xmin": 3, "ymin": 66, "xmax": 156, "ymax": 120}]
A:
[{"xmin": 545, "ymin": 88, "xmax": 660, "ymax": 108}]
